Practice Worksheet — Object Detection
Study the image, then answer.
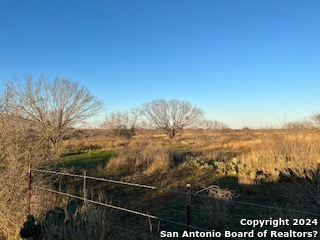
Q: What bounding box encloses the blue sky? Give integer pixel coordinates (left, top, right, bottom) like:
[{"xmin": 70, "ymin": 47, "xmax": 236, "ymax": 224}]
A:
[{"xmin": 1, "ymin": 1, "xmax": 319, "ymax": 128}]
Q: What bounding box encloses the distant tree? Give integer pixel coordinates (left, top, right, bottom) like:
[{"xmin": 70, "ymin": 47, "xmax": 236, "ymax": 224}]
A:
[
  {"xmin": 142, "ymin": 99, "xmax": 204, "ymax": 140},
  {"xmin": 200, "ymin": 119, "xmax": 229, "ymax": 139},
  {"xmin": 5, "ymin": 76, "xmax": 103, "ymax": 153},
  {"xmin": 283, "ymin": 120, "xmax": 308, "ymax": 130},
  {"xmin": 103, "ymin": 108, "xmax": 141, "ymax": 140},
  {"xmin": 201, "ymin": 119, "xmax": 229, "ymax": 130},
  {"xmin": 309, "ymin": 113, "xmax": 320, "ymax": 128},
  {"xmin": 282, "ymin": 114, "xmax": 320, "ymax": 130}
]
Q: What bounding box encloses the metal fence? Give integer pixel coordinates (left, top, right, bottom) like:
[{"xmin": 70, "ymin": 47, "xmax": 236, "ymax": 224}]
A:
[{"xmin": 28, "ymin": 167, "xmax": 320, "ymax": 239}]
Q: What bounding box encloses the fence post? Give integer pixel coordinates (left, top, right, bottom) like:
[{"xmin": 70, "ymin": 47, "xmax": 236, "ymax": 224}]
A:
[
  {"xmin": 186, "ymin": 183, "xmax": 191, "ymax": 237},
  {"xmin": 147, "ymin": 210, "xmax": 154, "ymax": 240},
  {"xmin": 83, "ymin": 170, "xmax": 87, "ymax": 207},
  {"xmin": 28, "ymin": 164, "xmax": 32, "ymax": 215}
]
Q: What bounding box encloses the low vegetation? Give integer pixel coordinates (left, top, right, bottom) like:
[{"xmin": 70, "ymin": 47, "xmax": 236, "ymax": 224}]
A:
[
  {"xmin": 15, "ymin": 128, "xmax": 320, "ymax": 238},
  {"xmin": 57, "ymin": 150, "xmax": 117, "ymax": 171}
]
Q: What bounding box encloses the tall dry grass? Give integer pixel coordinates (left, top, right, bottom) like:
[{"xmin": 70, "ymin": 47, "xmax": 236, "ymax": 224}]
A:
[
  {"xmin": 38, "ymin": 204, "xmax": 111, "ymax": 240},
  {"xmin": 240, "ymin": 130, "xmax": 320, "ymax": 178},
  {"xmin": 237, "ymin": 129, "xmax": 320, "ymax": 212},
  {"xmin": 0, "ymin": 163, "xmax": 29, "ymax": 239},
  {"xmin": 0, "ymin": 162, "xmax": 55, "ymax": 239},
  {"xmin": 106, "ymin": 146, "xmax": 172, "ymax": 176}
]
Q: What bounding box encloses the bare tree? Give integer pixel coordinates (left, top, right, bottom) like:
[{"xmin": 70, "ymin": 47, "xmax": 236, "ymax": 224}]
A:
[
  {"xmin": 201, "ymin": 119, "xmax": 229, "ymax": 130},
  {"xmin": 283, "ymin": 120, "xmax": 308, "ymax": 130},
  {"xmin": 308, "ymin": 113, "xmax": 320, "ymax": 129},
  {"xmin": 0, "ymin": 85, "xmax": 49, "ymax": 237},
  {"xmin": 5, "ymin": 76, "xmax": 103, "ymax": 153},
  {"xmin": 142, "ymin": 99, "xmax": 204, "ymax": 139},
  {"xmin": 282, "ymin": 114, "xmax": 320, "ymax": 130},
  {"xmin": 0, "ymin": 76, "xmax": 102, "ymax": 237},
  {"xmin": 200, "ymin": 119, "xmax": 230, "ymax": 139},
  {"xmin": 103, "ymin": 108, "xmax": 140, "ymax": 139}
]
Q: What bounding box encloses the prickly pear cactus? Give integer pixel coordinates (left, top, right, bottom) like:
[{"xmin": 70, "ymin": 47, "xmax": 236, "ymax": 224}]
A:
[
  {"xmin": 20, "ymin": 215, "xmax": 36, "ymax": 238},
  {"xmin": 67, "ymin": 199, "xmax": 78, "ymax": 217},
  {"xmin": 45, "ymin": 207, "xmax": 66, "ymax": 226},
  {"xmin": 214, "ymin": 161, "xmax": 226, "ymax": 173},
  {"xmin": 21, "ymin": 199, "xmax": 81, "ymax": 239},
  {"xmin": 183, "ymin": 156, "xmax": 215, "ymax": 170}
]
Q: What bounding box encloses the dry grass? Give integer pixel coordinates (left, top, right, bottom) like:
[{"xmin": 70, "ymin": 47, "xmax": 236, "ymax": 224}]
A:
[
  {"xmin": 234, "ymin": 129, "xmax": 320, "ymax": 213},
  {"xmin": 64, "ymin": 128, "xmax": 320, "ymax": 181},
  {"xmin": 53, "ymin": 129, "xmax": 320, "ymax": 237},
  {"xmin": 106, "ymin": 145, "xmax": 172, "ymax": 176},
  {"xmin": 3, "ymin": 127, "xmax": 317, "ymax": 239},
  {"xmin": 0, "ymin": 162, "xmax": 54, "ymax": 239},
  {"xmin": 40, "ymin": 204, "xmax": 111, "ymax": 240},
  {"xmin": 63, "ymin": 128, "xmax": 318, "ymax": 169},
  {"xmin": 239, "ymin": 130, "xmax": 320, "ymax": 178},
  {"xmin": 0, "ymin": 164, "xmax": 28, "ymax": 239}
]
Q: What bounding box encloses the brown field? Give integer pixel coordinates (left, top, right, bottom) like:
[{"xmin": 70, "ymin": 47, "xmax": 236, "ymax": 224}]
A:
[{"xmin": 2, "ymin": 128, "xmax": 320, "ymax": 239}]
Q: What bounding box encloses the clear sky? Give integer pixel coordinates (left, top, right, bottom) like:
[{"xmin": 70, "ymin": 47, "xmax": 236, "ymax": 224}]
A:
[{"xmin": 1, "ymin": 1, "xmax": 319, "ymax": 128}]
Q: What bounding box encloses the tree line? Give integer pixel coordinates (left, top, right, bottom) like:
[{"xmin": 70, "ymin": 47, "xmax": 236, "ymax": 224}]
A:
[
  {"xmin": 102, "ymin": 99, "xmax": 215, "ymax": 140},
  {"xmin": 0, "ymin": 76, "xmax": 229, "ymax": 162},
  {"xmin": 1, "ymin": 76, "xmax": 318, "ymax": 162}
]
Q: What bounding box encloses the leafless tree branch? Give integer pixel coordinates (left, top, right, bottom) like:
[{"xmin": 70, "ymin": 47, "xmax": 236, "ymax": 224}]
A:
[
  {"xmin": 5, "ymin": 76, "xmax": 103, "ymax": 152},
  {"xmin": 142, "ymin": 99, "xmax": 204, "ymax": 139}
]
